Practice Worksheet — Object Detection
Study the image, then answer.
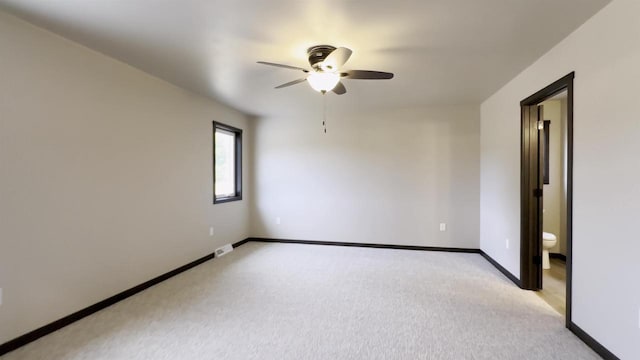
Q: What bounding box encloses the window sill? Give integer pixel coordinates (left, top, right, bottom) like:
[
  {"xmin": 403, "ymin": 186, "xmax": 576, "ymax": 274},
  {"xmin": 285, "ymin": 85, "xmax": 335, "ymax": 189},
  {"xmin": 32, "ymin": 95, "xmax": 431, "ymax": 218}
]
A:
[{"xmin": 214, "ymin": 195, "xmax": 242, "ymax": 204}]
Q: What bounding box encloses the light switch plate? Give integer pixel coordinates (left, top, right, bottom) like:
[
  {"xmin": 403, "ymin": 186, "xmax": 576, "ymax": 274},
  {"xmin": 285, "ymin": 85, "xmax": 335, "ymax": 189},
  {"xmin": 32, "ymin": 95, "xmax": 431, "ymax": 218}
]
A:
[
  {"xmin": 506, "ymin": 238, "xmax": 510, "ymax": 249},
  {"xmin": 439, "ymin": 223, "xmax": 446, "ymax": 231}
]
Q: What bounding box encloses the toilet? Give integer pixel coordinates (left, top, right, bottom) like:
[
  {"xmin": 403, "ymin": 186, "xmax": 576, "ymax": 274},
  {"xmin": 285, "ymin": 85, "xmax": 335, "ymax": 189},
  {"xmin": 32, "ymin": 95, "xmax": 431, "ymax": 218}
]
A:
[{"xmin": 542, "ymin": 232, "xmax": 557, "ymax": 270}]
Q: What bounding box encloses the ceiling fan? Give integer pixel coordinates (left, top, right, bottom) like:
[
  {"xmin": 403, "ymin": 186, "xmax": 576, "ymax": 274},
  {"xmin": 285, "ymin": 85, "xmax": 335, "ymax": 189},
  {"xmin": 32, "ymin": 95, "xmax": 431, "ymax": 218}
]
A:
[{"xmin": 257, "ymin": 45, "xmax": 394, "ymax": 95}]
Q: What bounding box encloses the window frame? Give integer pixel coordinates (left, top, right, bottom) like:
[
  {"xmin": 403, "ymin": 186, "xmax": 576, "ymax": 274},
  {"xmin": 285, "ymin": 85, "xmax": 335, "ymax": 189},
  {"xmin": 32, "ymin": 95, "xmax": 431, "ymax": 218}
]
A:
[{"xmin": 213, "ymin": 121, "xmax": 243, "ymax": 204}]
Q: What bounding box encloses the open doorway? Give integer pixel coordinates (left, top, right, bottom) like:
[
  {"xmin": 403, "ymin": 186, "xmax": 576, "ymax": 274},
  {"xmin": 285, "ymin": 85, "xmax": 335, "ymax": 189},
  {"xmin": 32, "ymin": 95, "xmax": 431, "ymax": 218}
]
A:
[
  {"xmin": 537, "ymin": 91, "xmax": 569, "ymax": 315},
  {"xmin": 520, "ymin": 73, "xmax": 573, "ymax": 324}
]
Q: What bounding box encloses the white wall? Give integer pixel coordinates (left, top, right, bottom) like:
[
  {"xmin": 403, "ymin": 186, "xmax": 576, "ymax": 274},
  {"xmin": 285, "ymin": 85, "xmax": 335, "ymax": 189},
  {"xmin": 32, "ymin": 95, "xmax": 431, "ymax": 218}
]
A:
[
  {"xmin": 0, "ymin": 12, "xmax": 252, "ymax": 344},
  {"xmin": 480, "ymin": 1, "xmax": 640, "ymax": 358},
  {"xmin": 252, "ymin": 105, "xmax": 479, "ymax": 249},
  {"xmin": 540, "ymin": 99, "xmax": 566, "ymax": 255}
]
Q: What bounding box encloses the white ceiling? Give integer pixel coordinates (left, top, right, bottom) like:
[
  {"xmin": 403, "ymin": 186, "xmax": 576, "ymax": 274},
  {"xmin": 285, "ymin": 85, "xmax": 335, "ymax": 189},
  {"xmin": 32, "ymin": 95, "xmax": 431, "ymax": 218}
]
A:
[{"xmin": 0, "ymin": 0, "xmax": 610, "ymax": 117}]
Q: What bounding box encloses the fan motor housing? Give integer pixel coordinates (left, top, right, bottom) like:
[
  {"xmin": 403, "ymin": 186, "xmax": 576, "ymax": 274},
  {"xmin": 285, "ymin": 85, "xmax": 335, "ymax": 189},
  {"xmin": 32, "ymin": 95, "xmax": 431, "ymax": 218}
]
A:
[{"xmin": 307, "ymin": 45, "xmax": 336, "ymax": 70}]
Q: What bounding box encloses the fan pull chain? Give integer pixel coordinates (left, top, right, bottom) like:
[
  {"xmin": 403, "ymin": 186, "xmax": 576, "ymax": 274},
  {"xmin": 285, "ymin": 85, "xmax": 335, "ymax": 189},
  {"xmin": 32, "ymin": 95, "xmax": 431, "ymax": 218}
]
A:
[{"xmin": 322, "ymin": 93, "xmax": 327, "ymax": 133}]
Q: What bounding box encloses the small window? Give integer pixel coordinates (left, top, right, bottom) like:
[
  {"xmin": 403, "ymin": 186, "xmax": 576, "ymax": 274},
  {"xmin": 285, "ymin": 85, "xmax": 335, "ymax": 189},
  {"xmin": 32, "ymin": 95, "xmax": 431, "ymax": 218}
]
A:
[{"xmin": 213, "ymin": 122, "xmax": 242, "ymax": 203}]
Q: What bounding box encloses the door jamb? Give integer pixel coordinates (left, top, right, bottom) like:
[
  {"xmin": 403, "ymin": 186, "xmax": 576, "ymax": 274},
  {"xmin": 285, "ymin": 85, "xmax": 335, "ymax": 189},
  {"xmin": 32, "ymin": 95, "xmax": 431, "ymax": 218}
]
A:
[{"xmin": 520, "ymin": 72, "xmax": 574, "ymax": 326}]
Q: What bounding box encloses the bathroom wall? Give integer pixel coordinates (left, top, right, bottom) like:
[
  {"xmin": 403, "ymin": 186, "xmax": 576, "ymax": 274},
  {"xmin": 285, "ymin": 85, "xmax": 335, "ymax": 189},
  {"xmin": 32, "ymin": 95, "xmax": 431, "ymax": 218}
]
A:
[
  {"xmin": 540, "ymin": 98, "xmax": 567, "ymax": 255},
  {"xmin": 559, "ymin": 97, "xmax": 568, "ymax": 255}
]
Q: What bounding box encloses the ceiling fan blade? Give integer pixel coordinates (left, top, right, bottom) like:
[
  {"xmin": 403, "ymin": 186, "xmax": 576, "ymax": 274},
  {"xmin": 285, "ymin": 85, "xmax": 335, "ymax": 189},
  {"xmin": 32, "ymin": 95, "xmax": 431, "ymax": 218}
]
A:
[
  {"xmin": 322, "ymin": 47, "xmax": 352, "ymax": 71},
  {"xmin": 332, "ymin": 81, "xmax": 347, "ymax": 95},
  {"xmin": 344, "ymin": 70, "xmax": 394, "ymax": 80},
  {"xmin": 257, "ymin": 61, "xmax": 309, "ymax": 72},
  {"xmin": 275, "ymin": 78, "xmax": 307, "ymax": 89}
]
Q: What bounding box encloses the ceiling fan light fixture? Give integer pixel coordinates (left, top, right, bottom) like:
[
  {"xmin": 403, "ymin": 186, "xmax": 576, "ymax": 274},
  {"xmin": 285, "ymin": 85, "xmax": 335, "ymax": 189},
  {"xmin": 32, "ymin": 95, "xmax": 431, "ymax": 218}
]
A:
[
  {"xmin": 257, "ymin": 45, "xmax": 393, "ymax": 95},
  {"xmin": 307, "ymin": 71, "xmax": 340, "ymax": 93}
]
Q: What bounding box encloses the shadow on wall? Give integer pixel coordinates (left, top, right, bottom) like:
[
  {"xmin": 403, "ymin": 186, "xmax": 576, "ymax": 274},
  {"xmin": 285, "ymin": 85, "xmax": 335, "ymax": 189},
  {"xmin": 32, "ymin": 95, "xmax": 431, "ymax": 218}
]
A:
[{"xmin": 249, "ymin": 105, "xmax": 480, "ymax": 248}]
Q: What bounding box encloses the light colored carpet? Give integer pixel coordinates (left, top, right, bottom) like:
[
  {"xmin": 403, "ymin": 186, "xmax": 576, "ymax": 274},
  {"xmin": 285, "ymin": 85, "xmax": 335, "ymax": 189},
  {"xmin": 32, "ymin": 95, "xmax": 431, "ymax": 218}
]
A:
[{"xmin": 2, "ymin": 242, "xmax": 600, "ymax": 360}]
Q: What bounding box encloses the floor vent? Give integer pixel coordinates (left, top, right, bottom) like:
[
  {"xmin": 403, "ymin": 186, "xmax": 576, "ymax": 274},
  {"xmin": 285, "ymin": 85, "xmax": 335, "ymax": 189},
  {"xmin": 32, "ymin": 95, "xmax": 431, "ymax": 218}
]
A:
[{"xmin": 215, "ymin": 244, "xmax": 233, "ymax": 257}]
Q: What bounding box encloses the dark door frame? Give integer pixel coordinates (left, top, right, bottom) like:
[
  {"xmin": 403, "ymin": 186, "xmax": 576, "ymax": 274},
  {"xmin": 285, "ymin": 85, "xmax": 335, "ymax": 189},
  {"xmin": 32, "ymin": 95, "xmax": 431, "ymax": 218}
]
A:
[{"xmin": 520, "ymin": 72, "xmax": 574, "ymax": 325}]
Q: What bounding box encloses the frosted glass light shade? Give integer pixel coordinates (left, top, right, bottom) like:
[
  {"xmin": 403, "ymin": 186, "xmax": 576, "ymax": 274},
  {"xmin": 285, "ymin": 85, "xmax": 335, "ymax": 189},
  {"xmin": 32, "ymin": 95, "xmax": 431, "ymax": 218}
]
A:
[{"xmin": 307, "ymin": 71, "xmax": 340, "ymax": 92}]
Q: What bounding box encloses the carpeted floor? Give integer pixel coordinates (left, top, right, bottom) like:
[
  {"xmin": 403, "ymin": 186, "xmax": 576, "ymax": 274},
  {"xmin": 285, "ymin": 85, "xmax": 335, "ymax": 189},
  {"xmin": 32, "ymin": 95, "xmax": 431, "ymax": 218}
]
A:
[{"xmin": 2, "ymin": 242, "xmax": 600, "ymax": 359}]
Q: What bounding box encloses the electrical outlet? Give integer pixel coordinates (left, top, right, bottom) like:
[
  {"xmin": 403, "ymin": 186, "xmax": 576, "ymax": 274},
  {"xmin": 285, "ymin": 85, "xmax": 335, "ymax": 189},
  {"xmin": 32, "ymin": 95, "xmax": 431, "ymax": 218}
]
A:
[
  {"xmin": 276, "ymin": 217, "xmax": 281, "ymax": 225},
  {"xmin": 638, "ymin": 307, "xmax": 640, "ymax": 329},
  {"xmin": 506, "ymin": 238, "xmax": 510, "ymax": 249},
  {"xmin": 439, "ymin": 223, "xmax": 446, "ymax": 231},
  {"xmin": 209, "ymin": 226, "xmax": 214, "ymax": 236},
  {"xmin": 0, "ymin": 288, "xmax": 3, "ymax": 306}
]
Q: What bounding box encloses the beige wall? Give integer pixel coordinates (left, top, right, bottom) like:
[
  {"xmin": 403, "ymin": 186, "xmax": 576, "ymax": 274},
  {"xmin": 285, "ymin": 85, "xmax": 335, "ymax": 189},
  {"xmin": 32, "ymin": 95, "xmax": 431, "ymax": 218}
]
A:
[
  {"xmin": 559, "ymin": 98, "xmax": 568, "ymax": 255},
  {"xmin": 480, "ymin": 1, "xmax": 640, "ymax": 358},
  {"xmin": 540, "ymin": 99, "xmax": 566, "ymax": 255},
  {"xmin": 0, "ymin": 12, "xmax": 252, "ymax": 344},
  {"xmin": 251, "ymin": 105, "xmax": 480, "ymax": 249}
]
